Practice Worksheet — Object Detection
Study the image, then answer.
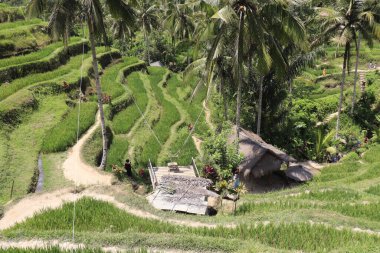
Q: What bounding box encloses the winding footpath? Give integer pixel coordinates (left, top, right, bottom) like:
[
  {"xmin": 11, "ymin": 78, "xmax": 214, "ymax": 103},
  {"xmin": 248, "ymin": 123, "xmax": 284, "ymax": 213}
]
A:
[
  {"xmin": 0, "ymin": 108, "xmax": 219, "ymax": 232},
  {"xmin": 62, "ymin": 112, "xmax": 113, "ymax": 186}
]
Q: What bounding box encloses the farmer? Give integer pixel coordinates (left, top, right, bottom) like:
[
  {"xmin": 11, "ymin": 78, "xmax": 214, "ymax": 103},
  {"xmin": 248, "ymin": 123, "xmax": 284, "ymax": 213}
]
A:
[
  {"xmin": 124, "ymin": 159, "xmax": 132, "ymax": 177},
  {"xmin": 232, "ymin": 168, "xmax": 240, "ymax": 189}
]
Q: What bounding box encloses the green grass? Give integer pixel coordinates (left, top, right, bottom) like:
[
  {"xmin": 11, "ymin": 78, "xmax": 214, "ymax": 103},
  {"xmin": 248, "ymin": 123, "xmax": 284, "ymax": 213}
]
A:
[
  {"xmin": 41, "ymin": 102, "xmax": 98, "ymax": 153},
  {"xmin": 101, "ymin": 57, "xmax": 141, "ymax": 99},
  {"xmin": 0, "ymin": 48, "xmax": 91, "ymax": 101},
  {"xmin": 167, "ymin": 125, "xmax": 198, "ymax": 165},
  {"xmin": 293, "ymin": 188, "xmax": 362, "ymax": 201},
  {"xmin": 81, "ymin": 127, "xmax": 103, "ymax": 167},
  {"xmin": 0, "ymin": 47, "xmax": 115, "ymax": 126},
  {"xmin": 6, "ymin": 197, "xmax": 380, "ymax": 253},
  {"xmin": 41, "ymin": 152, "xmax": 72, "ymax": 192},
  {"xmin": 0, "ymin": 4, "xmax": 24, "ymax": 23},
  {"xmin": 362, "ymin": 145, "xmax": 380, "ymax": 163},
  {"xmin": 0, "ymin": 18, "xmax": 44, "ymax": 31},
  {"xmin": 139, "ymin": 67, "xmax": 180, "ymax": 166},
  {"xmin": 0, "ymin": 38, "xmax": 85, "ymax": 83},
  {"xmin": 0, "ymin": 95, "xmax": 68, "ymax": 204},
  {"xmin": 366, "ymin": 185, "xmax": 380, "ymax": 196},
  {"xmin": 0, "ymin": 39, "xmax": 81, "ymax": 69},
  {"xmin": 0, "ymin": 20, "xmax": 47, "ymax": 39},
  {"xmin": 111, "ymin": 72, "xmax": 147, "ymax": 134},
  {"xmin": 106, "ymin": 135, "xmax": 129, "ymax": 171},
  {"xmin": 0, "ymin": 247, "xmax": 149, "ymax": 253},
  {"xmin": 166, "ymin": 73, "xmax": 209, "ymax": 136}
]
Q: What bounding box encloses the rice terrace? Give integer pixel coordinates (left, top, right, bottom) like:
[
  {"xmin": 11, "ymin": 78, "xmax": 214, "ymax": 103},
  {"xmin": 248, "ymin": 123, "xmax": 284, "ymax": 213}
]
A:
[{"xmin": 1, "ymin": 0, "xmax": 380, "ymax": 252}]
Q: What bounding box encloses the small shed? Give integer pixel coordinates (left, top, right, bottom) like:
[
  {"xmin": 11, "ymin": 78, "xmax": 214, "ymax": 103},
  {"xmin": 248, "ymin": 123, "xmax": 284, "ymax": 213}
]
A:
[
  {"xmin": 150, "ymin": 61, "xmax": 164, "ymax": 67},
  {"xmin": 230, "ymin": 127, "xmax": 297, "ymax": 192},
  {"xmin": 286, "ymin": 161, "xmax": 324, "ymax": 182},
  {"xmin": 231, "ymin": 127, "xmax": 296, "ymax": 177}
]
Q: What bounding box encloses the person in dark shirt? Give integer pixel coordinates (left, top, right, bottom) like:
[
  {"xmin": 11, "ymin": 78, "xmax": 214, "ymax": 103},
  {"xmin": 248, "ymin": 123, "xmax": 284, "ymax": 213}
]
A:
[{"xmin": 124, "ymin": 159, "xmax": 132, "ymax": 177}]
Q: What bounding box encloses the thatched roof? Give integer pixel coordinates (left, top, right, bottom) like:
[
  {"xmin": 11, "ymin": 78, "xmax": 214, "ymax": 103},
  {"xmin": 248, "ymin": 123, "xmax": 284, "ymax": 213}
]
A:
[
  {"xmin": 230, "ymin": 126, "xmax": 296, "ymax": 177},
  {"xmin": 150, "ymin": 61, "xmax": 164, "ymax": 67},
  {"xmin": 286, "ymin": 161, "xmax": 324, "ymax": 182},
  {"xmin": 147, "ymin": 175, "xmax": 218, "ymax": 215}
]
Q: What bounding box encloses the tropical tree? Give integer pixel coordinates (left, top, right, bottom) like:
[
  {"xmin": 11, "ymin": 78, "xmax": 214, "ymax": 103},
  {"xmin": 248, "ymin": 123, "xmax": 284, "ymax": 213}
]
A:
[
  {"xmin": 315, "ymin": 0, "xmax": 380, "ymax": 138},
  {"xmin": 164, "ymin": 2, "xmax": 195, "ymax": 53},
  {"xmin": 26, "ymin": 0, "xmax": 135, "ymax": 169},
  {"xmin": 209, "ymin": 0, "xmax": 306, "ymax": 140},
  {"xmin": 136, "ymin": 0, "xmax": 160, "ymax": 64},
  {"xmin": 111, "ymin": 18, "xmax": 135, "ymax": 54}
]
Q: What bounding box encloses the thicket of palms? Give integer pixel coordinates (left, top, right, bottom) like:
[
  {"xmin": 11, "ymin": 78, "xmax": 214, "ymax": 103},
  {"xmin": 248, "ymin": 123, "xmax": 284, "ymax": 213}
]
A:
[
  {"xmin": 315, "ymin": 0, "xmax": 380, "ymax": 138},
  {"xmin": 200, "ymin": 0, "xmax": 306, "ymax": 140},
  {"xmin": 23, "ymin": 0, "xmax": 380, "ymax": 163}
]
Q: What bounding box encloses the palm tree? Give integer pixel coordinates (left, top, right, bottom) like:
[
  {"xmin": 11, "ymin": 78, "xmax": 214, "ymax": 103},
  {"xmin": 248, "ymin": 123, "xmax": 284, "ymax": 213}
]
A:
[
  {"xmin": 210, "ymin": 0, "xmax": 306, "ymax": 140},
  {"xmin": 315, "ymin": 0, "xmax": 380, "ymax": 138},
  {"xmin": 27, "ymin": 0, "xmax": 136, "ymax": 169},
  {"xmin": 111, "ymin": 18, "xmax": 135, "ymax": 54},
  {"xmin": 136, "ymin": 0, "xmax": 160, "ymax": 64},
  {"xmin": 165, "ymin": 2, "xmax": 195, "ymax": 54}
]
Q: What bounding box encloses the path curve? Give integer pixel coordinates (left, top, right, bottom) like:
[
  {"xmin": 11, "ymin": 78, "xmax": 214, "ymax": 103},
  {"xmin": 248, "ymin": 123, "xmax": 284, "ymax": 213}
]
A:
[
  {"xmin": 203, "ymin": 100, "xmax": 213, "ymax": 130},
  {"xmin": 0, "ymin": 186, "xmax": 228, "ymax": 230},
  {"xmin": 192, "ymin": 136, "xmax": 203, "ymax": 155},
  {"xmin": 0, "ymin": 239, "xmax": 195, "ymax": 253},
  {"xmin": 62, "ymin": 112, "xmax": 113, "ymax": 186}
]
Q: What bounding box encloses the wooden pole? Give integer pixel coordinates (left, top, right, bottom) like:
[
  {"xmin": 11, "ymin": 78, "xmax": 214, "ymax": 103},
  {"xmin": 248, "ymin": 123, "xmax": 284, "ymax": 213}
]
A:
[{"xmin": 10, "ymin": 180, "xmax": 14, "ymax": 199}]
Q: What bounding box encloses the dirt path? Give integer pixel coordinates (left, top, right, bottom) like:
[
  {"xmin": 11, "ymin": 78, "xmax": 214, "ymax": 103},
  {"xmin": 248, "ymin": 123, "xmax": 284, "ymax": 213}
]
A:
[
  {"xmin": 0, "ymin": 188, "xmax": 77, "ymax": 230},
  {"xmin": 192, "ymin": 136, "xmax": 203, "ymax": 155},
  {"xmin": 62, "ymin": 112, "xmax": 113, "ymax": 186},
  {"xmin": 0, "ymin": 186, "xmax": 224, "ymax": 231},
  {"xmin": 203, "ymin": 100, "xmax": 213, "ymax": 130},
  {"xmin": 0, "ymin": 239, "xmax": 197, "ymax": 253}
]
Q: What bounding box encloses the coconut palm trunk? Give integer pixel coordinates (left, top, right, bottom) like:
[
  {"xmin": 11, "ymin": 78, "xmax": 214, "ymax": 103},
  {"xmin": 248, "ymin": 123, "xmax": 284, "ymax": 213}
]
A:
[
  {"xmin": 87, "ymin": 17, "xmax": 107, "ymax": 169},
  {"xmin": 257, "ymin": 76, "xmax": 264, "ymax": 136},
  {"xmin": 221, "ymin": 74, "xmax": 228, "ymax": 121},
  {"xmin": 336, "ymin": 43, "xmax": 349, "ymax": 138},
  {"xmin": 236, "ymin": 10, "xmax": 244, "ymax": 144},
  {"xmin": 351, "ymin": 32, "xmax": 361, "ymax": 114},
  {"xmin": 143, "ymin": 24, "xmax": 151, "ymax": 64}
]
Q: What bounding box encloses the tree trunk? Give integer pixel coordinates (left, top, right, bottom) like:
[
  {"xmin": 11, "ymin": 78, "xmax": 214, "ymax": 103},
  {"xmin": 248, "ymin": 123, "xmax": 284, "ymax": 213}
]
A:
[
  {"xmin": 336, "ymin": 43, "xmax": 349, "ymax": 139},
  {"xmin": 236, "ymin": 11, "xmax": 244, "ymax": 146},
  {"xmin": 143, "ymin": 24, "xmax": 150, "ymax": 64},
  {"xmin": 88, "ymin": 18, "xmax": 107, "ymax": 169},
  {"xmin": 351, "ymin": 32, "xmax": 361, "ymax": 114},
  {"xmin": 288, "ymin": 79, "xmax": 293, "ymax": 108},
  {"xmin": 257, "ymin": 76, "xmax": 264, "ymax": 136},
  {"xmin": 63, "ymin": 17, "xmax": 69, "ymax": 48},
  {"xmin": 221, "ymin": 74, "xmax": 228, "ymax": 121}
]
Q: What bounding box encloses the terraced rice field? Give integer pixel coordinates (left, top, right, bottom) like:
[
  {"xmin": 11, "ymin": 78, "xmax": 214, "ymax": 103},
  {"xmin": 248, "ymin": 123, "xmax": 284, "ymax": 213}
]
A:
[
  {"xmin": 83, "ymin": 61, "xmax": 204, "ymax": 171},
  {"xmin": 0, "ymin": 36, "xmax": 120, "ymax": 203},
  {"xmin": 1, "ymin": 11, "xmax": 380, "ymax": 253},
  {"xmin": 0, "ymin": 13, "xmax": 50, "ymax": 57}
]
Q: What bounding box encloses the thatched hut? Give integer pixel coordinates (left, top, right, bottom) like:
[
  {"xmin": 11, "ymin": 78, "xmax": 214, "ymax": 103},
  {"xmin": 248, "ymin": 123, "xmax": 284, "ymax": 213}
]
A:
[{"xmin": 230, "ymin": 127, "xmax": 297, "ymax": 192}]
